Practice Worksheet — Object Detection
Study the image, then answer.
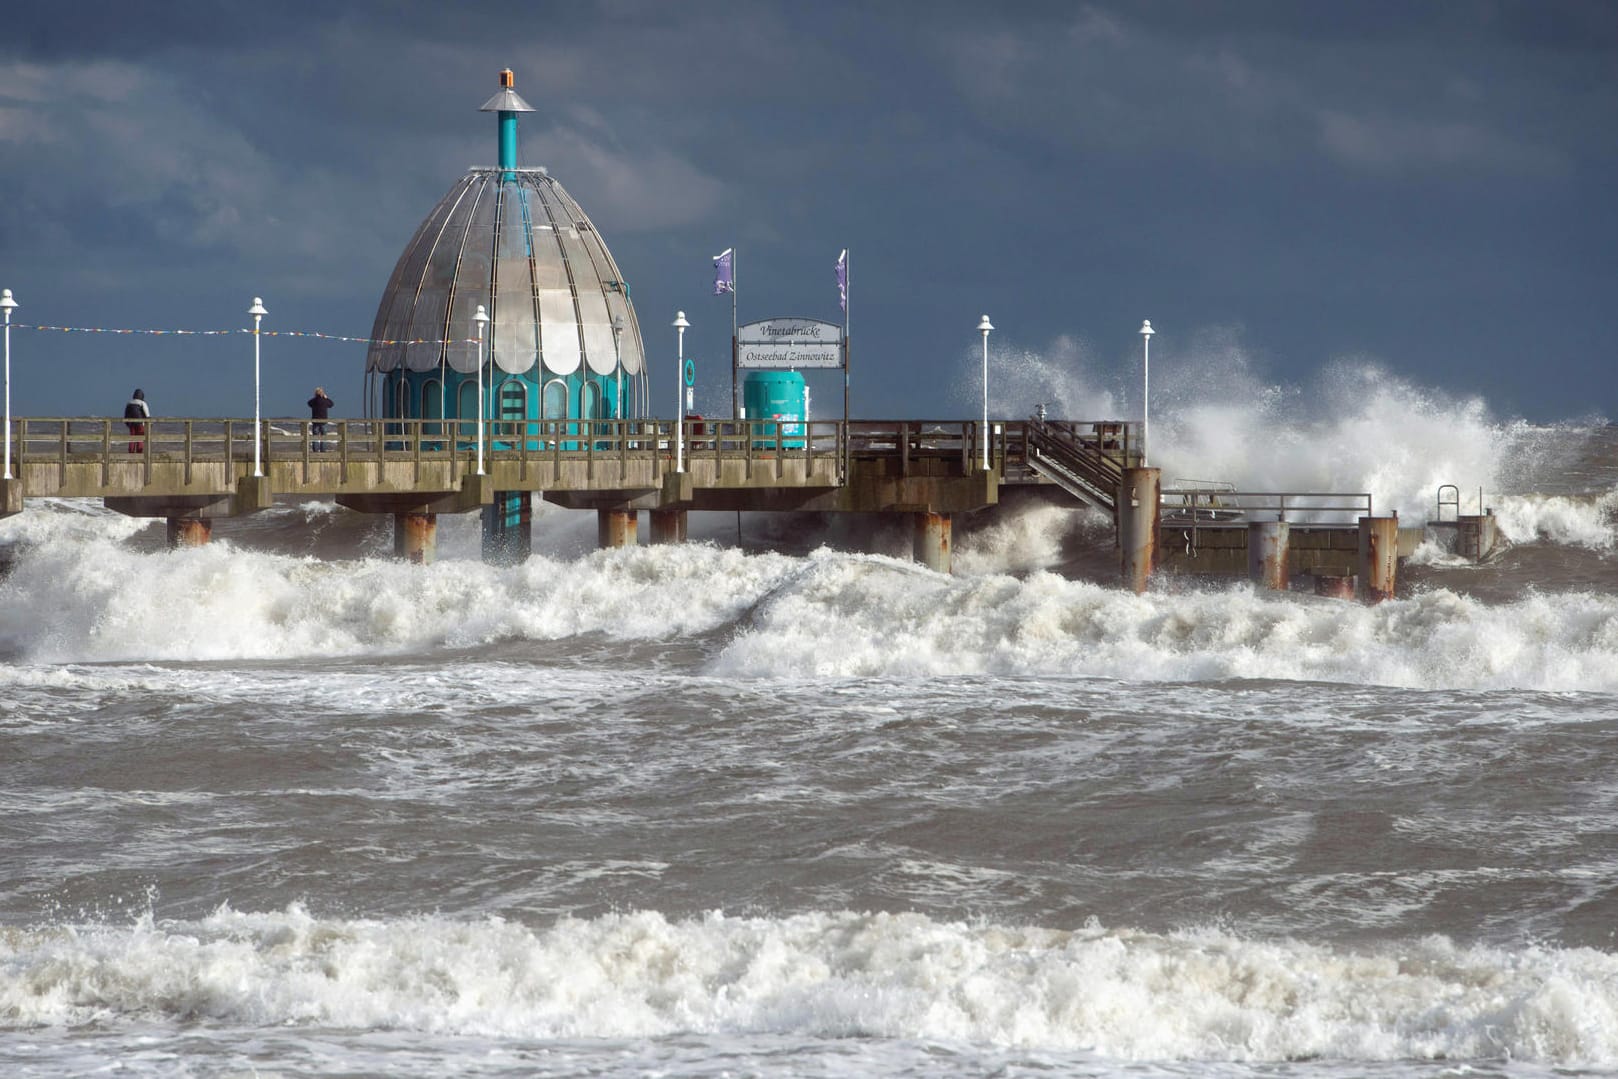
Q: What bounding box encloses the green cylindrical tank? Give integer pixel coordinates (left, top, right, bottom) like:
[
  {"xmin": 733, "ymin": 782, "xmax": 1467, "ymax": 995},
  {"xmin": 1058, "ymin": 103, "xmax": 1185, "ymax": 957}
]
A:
[{"xmin": 743, "ymin": 370, "xmax": 807, "ymax": 448}]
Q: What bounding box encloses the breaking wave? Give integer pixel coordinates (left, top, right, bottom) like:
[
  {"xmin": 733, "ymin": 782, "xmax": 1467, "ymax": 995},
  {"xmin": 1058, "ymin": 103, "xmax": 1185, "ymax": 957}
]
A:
[{"xmin": 5, "ymin": 905, "xmax": 1617, "ymax": 1066}]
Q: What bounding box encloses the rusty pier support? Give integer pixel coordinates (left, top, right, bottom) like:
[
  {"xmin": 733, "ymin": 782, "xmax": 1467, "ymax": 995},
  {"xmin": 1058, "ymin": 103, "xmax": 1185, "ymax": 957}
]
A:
[
  {"xmin": 166, "ymin": 517, "xmax": 212, "ymax": 548},
  {"xmin": 913, "ymin": 512, "xmax": 952, "ymax": 574},
  {"xmin": 1356, "ymin": 514, "xmax": 1399, "ymax": 603},
  {"xmin": 1118, "ymin": 466, "xmax": 1161, "ymax": 594},
  {"xmin": 649, "ymin": 509, "xmax": 687, "ymax": 545},
  {"xmin": 394, "ymin": 511, "xmax": 437, "ymax": 565},
  {"xmin": 1456, "ymin": 511, "xmax": 1498, "ymax": 562},
  {"xmin": 597, "ymin": 509, "xmax": 637, "ymax": 549},
  {"xmin": 1247, "ymin": 520, "xmax": 1290, "ymax": 591}
]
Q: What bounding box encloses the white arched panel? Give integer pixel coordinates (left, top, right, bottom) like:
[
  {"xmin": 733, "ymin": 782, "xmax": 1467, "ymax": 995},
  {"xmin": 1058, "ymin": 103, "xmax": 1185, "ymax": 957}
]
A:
[
  {"xmin": 538, "ymin": 289, "xmax": 582, "ymax": 375},
  {"xmin": 604, "ymin": 290, "xmax": 642, "ymax": 375},
  {"xmin": 577, "ymin": 288, "xmax": 617, "ymax": 376},
  {"xmin": 492, "ymin": 185, "xmax": 539, "ymax": 374}
]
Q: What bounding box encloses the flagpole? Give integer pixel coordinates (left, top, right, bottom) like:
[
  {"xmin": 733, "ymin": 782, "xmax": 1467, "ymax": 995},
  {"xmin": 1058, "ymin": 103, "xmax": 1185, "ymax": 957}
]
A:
[
  {"xmin": 842, "ymin": 249, "xmax": 850, "ymax": 480},
  {"xmin": 731, "ymin": 248, "xmax": 739, "ymax": 421}
]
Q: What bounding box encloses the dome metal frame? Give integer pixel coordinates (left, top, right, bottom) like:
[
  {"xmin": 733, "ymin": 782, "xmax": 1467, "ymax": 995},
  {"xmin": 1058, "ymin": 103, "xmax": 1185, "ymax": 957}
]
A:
[{"xmin": 365, "ymin": 166, "xmax": 647, "ymax": 424}]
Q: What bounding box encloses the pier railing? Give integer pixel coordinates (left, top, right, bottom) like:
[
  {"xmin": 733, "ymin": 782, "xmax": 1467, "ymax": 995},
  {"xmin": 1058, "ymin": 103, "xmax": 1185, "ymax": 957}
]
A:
[
  {"xmin": 1161, "ymin": 486, "xmax": 1373, "ymax": 525},
  {"xmin": 3, "ymin": 416, "xmax": 1143, "ymax": 500},
  {"xmin": 13, "ymin": 415, "xmax": 845, "ymax": 461}
]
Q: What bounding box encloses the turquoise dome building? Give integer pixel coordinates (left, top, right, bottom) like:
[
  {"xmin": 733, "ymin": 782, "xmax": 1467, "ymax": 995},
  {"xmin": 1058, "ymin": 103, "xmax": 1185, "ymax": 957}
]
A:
[{"xmin": 364, "ymin": 70, "xmax": 646, "ymax": 438}]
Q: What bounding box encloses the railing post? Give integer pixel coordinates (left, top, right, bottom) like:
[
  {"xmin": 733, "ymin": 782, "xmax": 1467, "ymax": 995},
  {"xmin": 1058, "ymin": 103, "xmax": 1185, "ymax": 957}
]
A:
[
  {"xmin": 185, "ymin": 420, "xmax": 194, "ymax": 486},
  {"xmin": 340, "ymin": 420, "xmax": 349, "ymax": 485},
  {"xmin": 519, "ymin": 413, "xmax": 529, "ymax": 482}
]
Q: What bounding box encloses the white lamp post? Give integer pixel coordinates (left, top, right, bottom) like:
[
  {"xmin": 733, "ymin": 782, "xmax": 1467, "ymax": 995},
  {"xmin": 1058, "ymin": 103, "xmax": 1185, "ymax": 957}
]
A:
[
  {"xmin": 1, "ymin": 289, "xmax": 16, "ymax": 480},
  {"xmin": 669, "ymin": 310, "xmax": 689, "ymax": 475},
  {"xmin": 249, "ymin": 296, "xmax": 267, "ymax": 477},
  {"xmin": 473, "ymin": 304, "xmax": 489, "ymax": 475},
  {"xmin": 612, "ymin": 313, "xmax": 625, "ymax": 423},
  {"xmin": 977, "ymin": 314, "xmax": 993, "ymax": 470},
  {"xmin": 1139, "ymin": 319, "xmax": 1154, "ymax": 466}
]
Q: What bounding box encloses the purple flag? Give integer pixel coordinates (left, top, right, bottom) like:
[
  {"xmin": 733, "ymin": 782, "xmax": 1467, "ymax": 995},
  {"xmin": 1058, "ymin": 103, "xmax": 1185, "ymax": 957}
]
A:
[
  {"xmin": 835, "ymin": 249, "xmax": 847, "ymax": 312},
  {"xmin": 713, "ymin": 248, "xmax": 734, "ymax": 295}
]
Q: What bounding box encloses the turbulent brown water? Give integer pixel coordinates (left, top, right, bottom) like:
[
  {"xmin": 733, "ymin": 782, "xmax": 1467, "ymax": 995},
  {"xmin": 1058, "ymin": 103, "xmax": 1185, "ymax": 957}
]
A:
[{"xmin": 1, "ymin": 407, "xmax": 1616, "ymax": 1077}]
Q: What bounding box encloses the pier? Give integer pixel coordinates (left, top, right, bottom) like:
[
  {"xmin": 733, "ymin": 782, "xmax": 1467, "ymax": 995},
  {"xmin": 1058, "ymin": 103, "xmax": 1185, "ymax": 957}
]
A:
[
  {"xmin": 0, "ymin": 413, "xmax": 1454, "ymax": 596},
  {"xmin": 0, "ymin": 416, "xmax": 1137, "ymax": 572}
]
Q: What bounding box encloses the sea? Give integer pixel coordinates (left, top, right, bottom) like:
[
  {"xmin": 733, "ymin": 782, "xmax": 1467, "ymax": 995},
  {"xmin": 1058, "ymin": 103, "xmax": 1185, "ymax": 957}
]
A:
[{"xmin": 2, "ymin": 365, "xmax": 1618, "ymax": 1077}]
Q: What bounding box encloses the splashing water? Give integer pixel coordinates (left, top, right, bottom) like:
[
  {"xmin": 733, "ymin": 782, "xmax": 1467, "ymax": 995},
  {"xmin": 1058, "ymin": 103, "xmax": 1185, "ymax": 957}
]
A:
[{"xmin": 959, "ymin": 325, "xmax": 1611, "ymax": 542}]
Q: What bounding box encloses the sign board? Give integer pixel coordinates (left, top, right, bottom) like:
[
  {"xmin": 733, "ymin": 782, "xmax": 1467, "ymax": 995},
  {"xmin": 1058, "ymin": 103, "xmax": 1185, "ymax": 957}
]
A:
[
  {"xmin": 683, "ymin": 358, "xmax": 696, "ymax": 387},
  {"xmin": 737, "ymin": 317, "xmax": 844, "ymax": 369}
]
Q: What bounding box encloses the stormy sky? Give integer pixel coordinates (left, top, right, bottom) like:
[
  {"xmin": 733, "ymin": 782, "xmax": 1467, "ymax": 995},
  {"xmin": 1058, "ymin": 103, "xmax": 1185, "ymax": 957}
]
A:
[{"xmin": 0, "ymin": 0, "xmax": 1613, "ymax": 424}]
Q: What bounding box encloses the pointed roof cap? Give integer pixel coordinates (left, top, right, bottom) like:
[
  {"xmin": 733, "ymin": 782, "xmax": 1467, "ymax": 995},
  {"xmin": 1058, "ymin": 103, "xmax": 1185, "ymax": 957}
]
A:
[{"xmin": 480, "ymin": 68, "xmax": 535, "ymax": 112}]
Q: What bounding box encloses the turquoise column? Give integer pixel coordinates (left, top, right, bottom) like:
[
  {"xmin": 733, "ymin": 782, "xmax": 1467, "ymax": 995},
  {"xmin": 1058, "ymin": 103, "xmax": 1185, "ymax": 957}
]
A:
[{"xmin": 499, "ymin": 111, "xmax": 517, "ymax": 177}]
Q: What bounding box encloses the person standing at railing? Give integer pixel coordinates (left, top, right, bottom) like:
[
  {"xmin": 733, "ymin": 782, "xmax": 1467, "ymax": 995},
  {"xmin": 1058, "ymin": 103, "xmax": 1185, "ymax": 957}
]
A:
[
  {"xmin": 307, "ymin": 386, "xmax": 333, "ymax": 452},
  {"xmin": 123, "ymin": 388, "xmax": 149, "ymax": 453}
]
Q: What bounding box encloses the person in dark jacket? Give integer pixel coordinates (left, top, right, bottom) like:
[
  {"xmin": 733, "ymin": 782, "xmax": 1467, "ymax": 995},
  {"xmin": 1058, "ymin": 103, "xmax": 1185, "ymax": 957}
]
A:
[
  {"xmin": 123, "ymin": 388, "xmax": 149, "ymax": 453},
  {"xmin": 307, "ymin": 387, "xmax": 333, "ymax": 451}
]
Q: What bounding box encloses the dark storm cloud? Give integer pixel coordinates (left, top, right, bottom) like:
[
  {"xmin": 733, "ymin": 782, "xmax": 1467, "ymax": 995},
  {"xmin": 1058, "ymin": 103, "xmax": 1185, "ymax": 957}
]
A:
[{"xmin": 0, "ymin": 1, "xmax": 1613, "ymax": 419}]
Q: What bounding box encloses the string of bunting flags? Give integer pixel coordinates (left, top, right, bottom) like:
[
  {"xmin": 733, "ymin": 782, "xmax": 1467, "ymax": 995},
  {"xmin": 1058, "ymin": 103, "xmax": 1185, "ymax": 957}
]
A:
[{"xmin": 15, "ymin": 324, "xmax": 475, "ymax": 346}]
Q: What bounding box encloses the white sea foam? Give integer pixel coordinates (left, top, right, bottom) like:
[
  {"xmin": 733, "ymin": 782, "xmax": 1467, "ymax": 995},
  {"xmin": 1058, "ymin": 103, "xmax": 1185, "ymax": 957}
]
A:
[
  {"xmin": 3, "ymin": 906, "xmax": 1616, "ymax": 1066},
  {"xmin": 953, "ymin": 502, "xmax": 1107, "ymax": 576},
  {"xmin": 0, "ymin": 531, "xmax": 799, "ymax": 662},
  {"xmin": 1, "ymin": 505, "xmax": 1616, "ymax": 691},
  {"xmin": 1491, "ymin": 491, "xmax": 1618, "ymax": 550},
  {"xmin": 713, "ymin": 555, "xmax": 1618, "ymax": 691},
  {"xmin": 976, "ymin": 327, "xmax": 1609, "ymax": 528}
]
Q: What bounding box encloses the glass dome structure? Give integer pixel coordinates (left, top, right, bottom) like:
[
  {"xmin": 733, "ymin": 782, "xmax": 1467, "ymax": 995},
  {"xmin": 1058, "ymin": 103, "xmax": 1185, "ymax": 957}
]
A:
[{"xmin": 364, "ymin": 72, "xmax": 646, "ymax": 430}]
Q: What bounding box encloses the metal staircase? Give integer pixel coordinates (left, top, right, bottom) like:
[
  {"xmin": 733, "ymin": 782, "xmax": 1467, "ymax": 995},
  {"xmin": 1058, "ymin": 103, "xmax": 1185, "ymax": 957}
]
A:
[{"xmin": 1024, "ymin": 419, "xmax": 1124, "ymax": 514}]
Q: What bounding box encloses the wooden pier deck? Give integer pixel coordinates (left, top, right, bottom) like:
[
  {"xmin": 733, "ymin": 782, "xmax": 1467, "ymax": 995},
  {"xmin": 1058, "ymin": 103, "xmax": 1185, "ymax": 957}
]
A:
[{"xmin": 0, "ymin": 416, "xmax": 1141, "ymax": 521}]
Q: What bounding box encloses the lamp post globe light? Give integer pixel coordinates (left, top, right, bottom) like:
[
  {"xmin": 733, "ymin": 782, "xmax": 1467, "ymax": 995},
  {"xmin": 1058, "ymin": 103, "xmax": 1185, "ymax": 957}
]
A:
[
  {"xmin": 1139, "ymin": 319, "xmax": 1154, "ymax": 467},
  {"xmin": 673, "ymin": 310, "xmax": 689, "ymax": 474},
  {"xmin": 249, "ymin": 296, "xmax": 267, "ymax": 477},
  {"xmin": 977, "ymin": 314, "xmax": 993, "ymax": 470},
  {"xmin": 1, "ymin": 288, "xmax": 17, "ymax": 480},
  {"xmin": 473, "ymin": 304, "xmax": 489, "ymax": 476}
]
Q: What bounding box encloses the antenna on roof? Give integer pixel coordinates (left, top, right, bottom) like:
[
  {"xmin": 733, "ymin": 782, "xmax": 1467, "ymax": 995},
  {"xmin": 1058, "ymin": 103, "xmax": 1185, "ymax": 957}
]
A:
[{"xmin": 479, "ymin": 68, "xmax": 534, "ymax": 176}]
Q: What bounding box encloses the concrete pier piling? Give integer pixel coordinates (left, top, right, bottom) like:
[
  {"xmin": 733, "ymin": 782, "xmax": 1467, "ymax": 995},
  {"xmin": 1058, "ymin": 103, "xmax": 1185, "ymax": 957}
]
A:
[
  {"xmin": 1118, "ymin": 466, "xmax": 1161, "ymax": 594},
  {"xmin": 649, "ymin": 509, "xmax": 687, "ymax": 545},
  {"xmin": 1356, "ymin": 514, "xmax": 1399, "ymax": 603},
  {"xmin": 597, "ymin": 509, "xmax": 637, "ymax": 549},
  {"xmin": 166, "ymin": 517, "xmax": 212, "ymax": 548},
  {"xmin": 913, "ymin": 512, "xmax": 952, "ymax": 574},
  {"xmin": 394, "ymin": 511, "xmax": 437, "ymax": 565},
  {"xmin": 1247, "ymin": 520, "xmax": 1290, "ymax": 591}
]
